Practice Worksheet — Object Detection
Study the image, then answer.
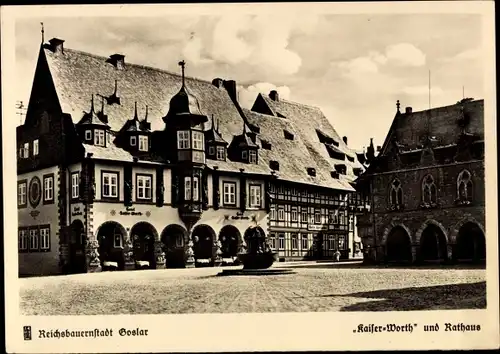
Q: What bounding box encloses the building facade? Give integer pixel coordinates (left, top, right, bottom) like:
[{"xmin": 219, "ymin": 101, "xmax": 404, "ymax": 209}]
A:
[
  {"xmin": 17, "ymin": 38, "xmax": 367, "ymax": 276},
  {"xmin": 357, "ymin": 99, "xmax": 485, "ymax": 264}
]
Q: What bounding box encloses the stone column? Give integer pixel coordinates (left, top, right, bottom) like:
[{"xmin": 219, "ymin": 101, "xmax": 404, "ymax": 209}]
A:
[
  {"xmin": 447, "ymin": 244, "xmax": 454, "ymax": 265},
  {"xmin": 154, "ymin": 240, "xmax": 166, "ymax": 269},
  {"xmin": 411, "ymin": 245, "xmax": 418, "ymax": 264}
]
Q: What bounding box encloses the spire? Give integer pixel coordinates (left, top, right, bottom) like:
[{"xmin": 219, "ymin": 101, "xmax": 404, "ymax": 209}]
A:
[
  {"xmin": 40, "ymin": 22, "xmax": 44, "ymax": 44},
  {"xmin": 133, "ymin": 101, "xmax": 138, "ymax": 120},
  {"xmin": 178, "ymin": 60, "xmax": 186, "ymax": 87},
  {"xmin": 90, "ymin": 94, "xmax": 95, "ymax": 113},
  {"xmin": 216, "ymin": 116, "xmax": 220, "ymax": 133},
  {"xmin": 144, "ymin": 105, "xmax": 149, "ymax": 122},
  {"xmin": 396, "ymin": 100, "xmax": 401, "ymax": 113},
  {"xmin": 211, "ymin": 114, "xmax": 215, "ymax": 130}
]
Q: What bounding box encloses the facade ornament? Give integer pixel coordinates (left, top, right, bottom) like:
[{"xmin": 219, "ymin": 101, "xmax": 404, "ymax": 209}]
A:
[{"xmin": 86, "ymin": 239, "xmax": 101, "ymax": 272}]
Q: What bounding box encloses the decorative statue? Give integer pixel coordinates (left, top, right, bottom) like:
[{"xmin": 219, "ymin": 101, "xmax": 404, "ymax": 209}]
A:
[{"xmin": 238, "ymin": 226, "xmax": 276, "ymax": 269}]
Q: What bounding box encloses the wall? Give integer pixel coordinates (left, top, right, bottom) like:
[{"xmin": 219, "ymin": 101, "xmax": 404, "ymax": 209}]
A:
[{"xmin": 18, "ymin": 165, "xmax": 60, "ymax": 276}]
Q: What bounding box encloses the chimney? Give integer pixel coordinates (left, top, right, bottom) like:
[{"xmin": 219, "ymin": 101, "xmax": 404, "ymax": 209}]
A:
[
  {"xmin": 107, "ymin": 54, "xmax": 125, "ymax": 70},
  {"xmin": 405, "ymin": 107, "xmax": 413, "ymax": 114},
  {"xmin": 269, "ymin": 90, "xmax": 279, "ymax": 102},
  {"xmin": 211, "ymin": 78, "xmax": 224, "ymax": 88},
  {"xmin": 48, "ymin": 38, "xmax": 65, "ymax": 54},
  {"xmin": 342, "ymin": 136, "xmax": 348, "ymax": 145},
  {"xmin": 223, "ymin": 80, "xmax": 238, "ymax": 102}
]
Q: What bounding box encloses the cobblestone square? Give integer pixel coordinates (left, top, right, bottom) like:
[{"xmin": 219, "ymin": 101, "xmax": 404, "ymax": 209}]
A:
[{"xmin": 20, "ymin": 262, "xmax": 486, "ymax": 315}]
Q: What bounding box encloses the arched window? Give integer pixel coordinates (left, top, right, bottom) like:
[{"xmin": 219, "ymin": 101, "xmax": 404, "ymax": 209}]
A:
[
  {"xmin": 457, "ymin": 170, "xmax": 473, "ymax": 201},
  {"xmin": 422, "ymin": 174, "xmax": 437, "ymax": 204},
  {"xmin": 389, "ymin": 179, "xmax": 403, "ymax": 206}
]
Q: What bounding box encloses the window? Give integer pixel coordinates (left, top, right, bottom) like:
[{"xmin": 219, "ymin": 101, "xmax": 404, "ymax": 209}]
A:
[
  {"xmin": 278, "ymin": 234, "xmax": 285, "ymax": 250},
  {"xmin": 43, "ymin": 175, "xmax": 54, "ymax": 203},
  {"xmin": 241, "ymin": 150, "xmax": 248, "ymax": 160},
  {"xmin": 249, "ymin": 150, "xmax": 257, "ymax": 164},
  {"xmin": 29, "ymin": 229, "xmax": 39, "ymax": 251},
  {"xmin": 327, "ymin": 235, "xmax": 335, "ymax": 250},
  {"xmin": 278, "ymin": 206, "xmax": 285, "ymax": 221},
  {"xmin": 85, "ymin": 130, "xmax": 92, "ymax": 141},
  {"xmin": 94, "ymin": 129, "xmax": 105, "ymax": 146},
  {"xmin": 192, "ymin": 131, "xmax": 204, "ymax": 150},
  {"xmin": 338, "ymin": 235, "xmax": 346, "ymax": 250},
  {"xmin": 175, "ymin": 235, "xmax": 184, "ymax": 247},
  {"xmin": 390, "ymin": 179, "xmax": 403, "ymax": 206},
  {"xmin": 291, "ymin": 207, "xmax": 298, "ymax": 222},
  {"xmin": 137, "ymin": 175, "xmax": 152, "ymax": 200},
  {"xmin": 301, "ymin": 209, "xmax": 308, "ymax": 223},
  {"xmin": 301, "ymin": 234, "xmax": 308, "ymax": 250},
  {"xmin": 40, "ymin": 227, "xmax": 50, "ymax": 250},
  {"xmin": 177, "ymin": 130, "xmax": 190, "ymax": 149},
  {"xmin": 339, "ymin": 213, "xmax": 345, "ymax": 226},
  {"xmin": 249, "ymin": 185, "xmax": 261, "ymax": 207},
  {"xmin": 269, "ymin": 234, "xmax": 276, "ymax": 249},
  {"xmin": 18, "ymin": 181, "xmax": 27, "ymax": 207},
  {"xmin": 139, "ymin": 135, "xmax": 148, "ymax": 151},
  {"xmin": 33, "ymin": 139, "xmax": 39, "ymax": 156},
  {"xmin": 270, "ymin": 205, "xmax": 276, "ymax": 220},
  {"xmin": 291, "ymin": 233, "xmax": 298, "ymax": 249},
  {"xmin": 216, "ymin": 146, "xmax": 225, "ymax": 160},
  {"xmin": 314, "ymin": 209, "xmax": 321, "ymax": 224},
  {"xmin": 19, "ymin": 229, "xmax": 28, "ymax": 251},
  {"xmin": 223, "ymin": 182, "xmax": 236, "ymax": 205},
  {"xmin": 19, "ymin": 143, "xmax": 29, "ymax": 158},
  {"xmin": 113, "ymin": 232, "xmax": 123, "ymax": 248},
  {"xmin": 71, "ymin": 172, "xmax": 80, "ymax": 199},
  {"xmin": 130, "ymin": 136, "xmax": 137, "ymax": 146},
  {"xmin": 184, "ymin": 177, "xmax": 192, "ymax": 200},
  {"xmin": 422, "ymin": 174, "xmax": 437, "ymax": 204},
  {"xmin": 457, "ymin": 170, "xmax": 473, "ymax": 201},
  {"xmin": 102, "ymin": 172, "xmax": 118, "ymax": 198},
  {"xmin": 193, "ymin": 177, "xmax": 199, "ymax": 201},
  {"xmin": 209, "ymin": 146, "xmax": 215, "ymax": 155}
]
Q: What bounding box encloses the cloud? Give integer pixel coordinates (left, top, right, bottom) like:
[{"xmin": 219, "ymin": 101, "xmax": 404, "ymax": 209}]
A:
[
  {"xmin": 182, "ymin": 36, "xmax": 214, "ymax": 66},
  {"xmin": 402, "ymin": 85, "xmax": 444, "ymax": 96},
  {"xmin": 440, "ymin": 48, "xmax": 481, "ymax": 63},
  {"xmin": 336, "ymin": 43, "xmax": 426, "ymax": 77},
  {"xmin": 385, "ymin": 43, "xmax": 426, "ymax": 67},
  {"xmin": 238, "ymin": 82, "xmax": 291, "ymax": 108}
]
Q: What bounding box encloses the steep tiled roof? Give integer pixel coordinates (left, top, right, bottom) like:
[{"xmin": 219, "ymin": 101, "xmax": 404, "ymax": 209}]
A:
[
  {"xmin": 41, "ymin": 43, "xmax": 356, "ymax": 191},
  {"xmin": 251, "ymin": 93, "xmax": 364, "ymax": 182}
]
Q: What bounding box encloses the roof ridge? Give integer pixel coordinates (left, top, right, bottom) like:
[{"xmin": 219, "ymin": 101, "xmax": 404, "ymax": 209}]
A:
[
  {"xmin": 49, "ymin": 47, "xmax": 216, "ymax": 86},
  {"xmin": 405, "ymin": 99, "xmax": 484, "ymax": 115},
  {"xmin": 263, "ymin": 94, "xmax": 321, "ymax": 110}
]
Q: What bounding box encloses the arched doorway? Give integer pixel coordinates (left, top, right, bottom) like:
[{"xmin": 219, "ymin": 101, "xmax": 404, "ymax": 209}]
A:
[
  {"xmin": 68, "ymin": 220, "xmax": 87, "ymax": 274},
  {"xmin": 130, "ymin": 222, "xmax": 158, "ymax": 269},
  {"xmin": 160, "ymin": 224, "xmax": 187, "ymax": 268},
  {"xmin": 219, "ymin": 225, "xmax": 241, "ymax": 258},
  {"xmin": 456, "ymin": 222, "xmax": 486, "ymax": 263},
  {"xmin": 385, "ymin": 226, "xmax": 412, "ymax": 264},
  {"xmin": 418, "ymin": 224, "xmax": 448, "ymax": 263},
  {"xmin": 96, "ymin": 221, "xmax": 127, "ymax": 271},
  {"xmin": 192, "ymin": 224, "xmax": 216, "ymax": 265}
]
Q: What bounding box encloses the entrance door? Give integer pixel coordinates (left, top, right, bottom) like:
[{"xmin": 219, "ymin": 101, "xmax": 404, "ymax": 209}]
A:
[{"xmin": 68, "ymin": 221, "xmax": 87, "ymax": 274}]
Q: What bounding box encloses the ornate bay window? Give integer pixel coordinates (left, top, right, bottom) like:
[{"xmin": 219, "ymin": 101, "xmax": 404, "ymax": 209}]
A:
[
  {"xmin": 456, "ymin": 170, "xmax": 473, "ymax": 205},
  {"xmin": 389, "ymin": 178, "xmax": 403, "ymax": 210},
  {"xmin": 420, "ymin": 174, "xmax": 437, "ymax": 208}
]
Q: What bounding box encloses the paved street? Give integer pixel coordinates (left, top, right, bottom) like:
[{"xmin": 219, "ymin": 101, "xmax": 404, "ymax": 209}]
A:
[{"xmin": 19, "ymin": 262, "xmax": 486, "ymax": 315}]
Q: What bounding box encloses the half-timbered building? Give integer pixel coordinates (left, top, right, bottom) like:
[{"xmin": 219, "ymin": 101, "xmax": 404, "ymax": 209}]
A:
[{"xmin": 17, "ymin": 37, "xmax": 367, "ymax": 276}]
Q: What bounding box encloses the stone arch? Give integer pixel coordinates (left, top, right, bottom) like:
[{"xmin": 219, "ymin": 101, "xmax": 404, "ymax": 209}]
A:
[
  {"xmin": 450, "ymin": 215, "xmax": 485, "ymax": 244},
  {"xmin": 191, "ymin": 224, "xmax": 217, "ymax": 261},
  {"xmin": 218, "ymin": 225, "xmax": 242, "ymax": 258},
  {"xmin": 95, "ymin": 221, "xmax": 127, "ymax": 270},
  {"xmin": 415, "ymin": 219, "xmax": 448, "ymax": 245},
  {"xmin": 381, "ymin": 222, "xmax": 412, "ymax": 245},
  {"xmin": 160, "ymin": 224, "xmax": 189, "ymax": 268},
  {"xmin": 383, "ymin": 225, "xmax": 413, "ymax": 263},
  {"xmin": 455, "ymin": 221, "xmax": 486, "ymax": 262},
  {"xmin": 130, "ymin": 222, "xmax": 158, "ymax": 269}
]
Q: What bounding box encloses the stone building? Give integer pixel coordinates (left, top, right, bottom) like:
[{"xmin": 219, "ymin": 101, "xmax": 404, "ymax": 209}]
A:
[
  {"xmin": 356, "ymin": 99, "xmax": 485, "ymax": 264},
  {"xmin": 16, "ymin": 38, "xmax": 368, "ymax": 276}
]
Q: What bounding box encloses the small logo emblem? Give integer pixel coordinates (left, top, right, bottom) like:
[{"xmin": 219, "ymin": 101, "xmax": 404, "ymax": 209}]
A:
[{"xmin": 23, "ymin": 326, "xmax": 32, "ymax": 341}]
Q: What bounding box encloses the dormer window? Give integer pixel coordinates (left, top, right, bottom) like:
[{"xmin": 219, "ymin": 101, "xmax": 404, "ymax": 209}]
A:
[
  {"xmin": 335, "ymin": 164, "xmax": 347, "ymax": 175},
  {"xmin": 33, "ymin": 139, "xmax": 39, "ymax": 156},
  {"xmin": 216, "ymin": 146, "xmax": 225, "ymax": 160},
  {"xmin": 261, "ymin": 140, "xmax": 272, "ymax": 150},
  {"xmin": 130, "ymin": 136, "xmax": 137, "ymax": 146},
  {"xmin": 139, "ymin": 135, "xmax": 148, "ymax": 152},
  {"xmin": 94, "ymin": 129, "xmax": 105, "ymax": 146},
  {"xmin": 331, "ymin": 171, "xmax": 339, "ymax": 179},
  {"xmin": 353, "ymin": 168, "xmax": 362, "ymax": 177},
  {"xmin": 249, "ymin": 150, "xmax": 257, "ymax": 164},
  {"xmin": 307, "ymin": 168, "xmax": 316, "ymax": 177},
  {"xmin": 177, "ymin": 131, "xmax": 190, "ymax": 149},
  {"xmin": 85, "ymin": 130, "xmax": 92, "ymax": 141},
  {"xmin": 242, "ymin": 150, "xmax": 248, "ymax": 160},
  {"xmin": 284, "ymin": 130, "xmax": 294, "ymax": 140},
  {"xmin": 270, "ymin": 160, "xmax": 280, "ymax": 171}
]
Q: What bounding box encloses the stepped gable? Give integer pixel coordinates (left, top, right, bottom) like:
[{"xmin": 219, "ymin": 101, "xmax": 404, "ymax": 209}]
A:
[
  {"xmin": 251, "ymin": 93, "xmax": 364, "ymax": 182},
  {"xmin": 43, "ymin": 45, "xmax": 245, "ymax": 155},
  {"xmin": 244, "ymin": 109, "xmax": 354, "ymax": 191}
]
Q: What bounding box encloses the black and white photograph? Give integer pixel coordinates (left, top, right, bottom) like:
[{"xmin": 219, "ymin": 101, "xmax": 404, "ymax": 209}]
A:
[{"xmin": 2, "ymin": 2, "xmax": 498, "ymax": 353}]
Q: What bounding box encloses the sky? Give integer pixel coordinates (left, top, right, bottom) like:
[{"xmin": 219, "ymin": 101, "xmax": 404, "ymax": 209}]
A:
[{"xmin": 15, "ymin": 12, "xmax": 484, "ymax": 151}]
